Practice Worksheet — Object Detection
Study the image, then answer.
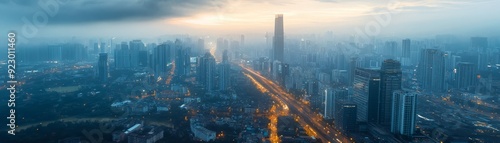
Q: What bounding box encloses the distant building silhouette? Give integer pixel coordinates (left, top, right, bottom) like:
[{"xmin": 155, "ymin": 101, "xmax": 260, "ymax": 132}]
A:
[
  {"xmin": 470, "ymin": 37, "xmax": 489, "ymax": 71},
  {"xmin": 175, "ymin": 40, "xmax": 191, "ymax": 76},
  {"xmin": 470, "ymin": 37, "xmax": 488, "ymax": 53},
  {"xmin": 98, "ymin": 53, "xmax": 109, "ymax": 82},
  {"xmin": 402, "ymin": 39, "xmax": 411, "ymax": 58},
  {"xmin": 384, "ymin": 41, "xmax": 398, "ymax": 58},
  {"xmin": 401, "ymin": 39, "xmax": 411, "ymax": 66}
]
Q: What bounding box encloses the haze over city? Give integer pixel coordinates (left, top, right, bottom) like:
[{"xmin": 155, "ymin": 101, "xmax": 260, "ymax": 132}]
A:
[
  {"xmin": 1, "ymin": 0, "xmax": 500, "ymax": 143},
  {"xmin": 0, "ymin": 0, "xmax": 499, "ymax": 38}
]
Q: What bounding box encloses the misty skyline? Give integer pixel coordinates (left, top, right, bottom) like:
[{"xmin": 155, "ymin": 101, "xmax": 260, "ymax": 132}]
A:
[{"xmin": 1, "ymin": 0, "xmax": 500, "ymax": 39}]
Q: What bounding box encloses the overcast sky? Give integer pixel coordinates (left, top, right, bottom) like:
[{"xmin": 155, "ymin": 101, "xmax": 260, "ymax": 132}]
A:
[{"xmin": 1, "ymin": 0, "xmax": 499, "ymax": 39}]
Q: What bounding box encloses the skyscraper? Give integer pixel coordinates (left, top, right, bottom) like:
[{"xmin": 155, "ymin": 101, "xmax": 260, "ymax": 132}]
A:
[
  {"xmin": 273, "ymin": 14, "xmax": 284, "ymax": 63},
  {"xmin": 128, "ymin": 40, "xmax": 144, "ymax": 68},
  {"xmin": 326, "ymin": 88, "xmax": 349, "ymax": 120},
  {"xmin": 400, "ymin": 39, "xmax": 412, "ymax": 66},
  {"xmin": 418, "ymin": 49, "xmax": 446, "ymax": 92},
  {"xmin": 352, "ymin": 68, "xmax": 380, "ymax": 122},
  {"xmin": 391, "ymin": 90, "xmax": 417, "ymax": 137},
  {"xmin": 98, "ymin": 53, "xmax": 109, "ymax": 82},
  {"xmin": 456, "ymin": 62, "xmax": 477, "ymax": 89},
  {"xmin": 324, "ymin": 88, "xmax": 336, "ymax": 119},
  {"xmin": 402, "ymin": 39, "xmax": 411, "ymax": 58},
  {"xmin": 198, "ymin": 53, "xmax": 216, "ymax": 92},
  {"xmin": 114, "ymin": 42, "xmax": 131, "ymax": 69},
  {"xmin": 367, "ymin": 76, "xmax": 382, "ymax": 124},
  {"xmin": 348, "ymin": 57, "xmax": 358, "ymax": 85},
  {"xmin": 175, "ymin": 41, "xmax": 191, "ymax": 76},
  {"xmin": 379, "ymin": 59, "xmax": 402, "ymax": 128},
  {"xmin": 153, "ymin": 44, "xmax": 171, "ymax": 78},
  {"xmin": 335, "ymin": 100, "xmax": 358, "ymax": 134},
  {"xmin": 219, "ymin": 50, "xmax": 230, "ymax": 91}
]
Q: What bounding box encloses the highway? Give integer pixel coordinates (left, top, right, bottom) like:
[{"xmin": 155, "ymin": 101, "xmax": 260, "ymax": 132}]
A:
[{"xmin": 240, "ymin": 64, "xmax": 351, "ymax": 143}]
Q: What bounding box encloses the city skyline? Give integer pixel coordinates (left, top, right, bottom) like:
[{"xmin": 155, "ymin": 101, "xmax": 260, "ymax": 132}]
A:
[
  {"xmin": 2, "ymin": 1, "xmax": 500, "ymax": 143},
  {"xmin": 1, "ymin": 0, "xmax": 499, "ymax": 39}
]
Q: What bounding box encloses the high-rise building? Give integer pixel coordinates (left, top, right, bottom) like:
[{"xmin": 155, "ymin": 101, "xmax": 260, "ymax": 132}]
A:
[
  {"xmin": 174, "ymin": 40, "xmax": 190, "ymax": 76},
  {"xmin": 324, "ymin": 88, "xmax": 335, "ymax": 119},
  {"xmin": 470, "ymin": 37, "xmax": 488, "ymax": 52},
  {"xmin": 271, "ymin": 60, "xmax": 282, "ymax": 82},
  {"xmin": 391, "ymin": 90, "xmax": 417, "ymax": 137},
  {"xmin": 273, "ymin": 14, "xmax": 284, "ymax": 62},
  {"xmin": 367, "ymin": 73, "xmax": 381, "ymax": 124},
  {"xmin": 470, "ymin": 37, "xmax": 489, "ymax": 70},
  {"xmin": 60, "ymin": 43, "xmax": 87, "ymax": 61},
  {"xmin": 352, "ymin": 68, "xmax": 380, "ymax": 122},
  {"xmin": 114, "ymin": 42, "xmax": 131, "ymax": 69},
  {"xmin": 401, "ymin": 39, "xmax": 412, "ymax": 66},
  {"xmin": 379, "ymin": 59, "xmax": 402, "ymax": 129},
  {"xmin": 402, "ymin": 39, "xmax": 411, "ymax": 58},
  {"xmin": 335, "ymin": 100, "xmax": 358, "ymax": 134},
  {"xmin": 326, "ymin": 88, "xmax": 349, "ymax": 120},
  {"xmin": 418, "ymin": 49, "xmax": 446, "ymax": 92},
  {"xmin": 98, "ymin": 53, "xmax": 109, "ymax": 82},
  {"xmin": 219, "ymin": 50, "xmax": 231, "ymax": 91},
  {"xmin": 218, "ymin": 63, "xmax": 230, "ymax": 91},
  {"xmin": 456, "ymin": 62, "xmax": 477, "ymax": 89},
  {"xmin": 222, "ymin": 49, "xmax": 229, "ymax": 63},
  {"xmin": 128, "ymin": 40, "xmax": 144, "ymax": 68},
  {"xmin": 385, "ymin": 41, "xmax": 398, "ymax": 58},
  {"xmin": 348, "ymin": 57, "xmax": 359, "ymax": 85},
  {"xmin": 198, "ymin": 53, "xmax": 216, "ymax": 92},
  {"xmin": 100, "ymin": 42, "xmax": 106, "ymax": 53},
  {"xmin": 93, "ymin": 42, "xmax": 99, "ymax": 54},
  {"xmin": 138, "ymin": 51, "xmax": 148, "ymax": 67},
  {"xmin": 153, "ymin": 44, "xmax": 171, "ymax": 78},
  {"xmin": 196, "ymin": 38, "xmax": 205, "ymax": 56}
]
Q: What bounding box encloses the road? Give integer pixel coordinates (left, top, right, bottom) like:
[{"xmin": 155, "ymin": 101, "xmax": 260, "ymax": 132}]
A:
[{"xmin": 240, "ymin": 64, "xmax": 351, "ymax": 143}]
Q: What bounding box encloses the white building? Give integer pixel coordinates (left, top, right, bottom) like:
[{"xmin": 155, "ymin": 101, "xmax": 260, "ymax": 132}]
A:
[
  {"xmin": 324, "ymin": 88, "xmax": 335, "ymax": 119},
  {"xmin": 391, "ymin": 90, "xmax": 417, "ymax": 137}
]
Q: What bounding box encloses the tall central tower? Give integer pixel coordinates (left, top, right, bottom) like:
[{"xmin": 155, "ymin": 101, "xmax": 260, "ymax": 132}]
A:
[{"xmin": 273, "ymin": 14, "xmax": 284, "ymax": 62}]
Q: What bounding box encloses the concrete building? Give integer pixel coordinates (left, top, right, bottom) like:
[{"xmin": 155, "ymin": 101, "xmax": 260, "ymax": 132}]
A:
[{"xmin": 391, "ymin": 90, "xmax": 417, "ymax": 137}]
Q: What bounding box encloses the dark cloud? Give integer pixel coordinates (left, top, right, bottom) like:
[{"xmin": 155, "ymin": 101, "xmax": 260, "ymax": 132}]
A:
[{"xmin": 1, "ymin": 0, "xmax": 227, "ymax": 25}]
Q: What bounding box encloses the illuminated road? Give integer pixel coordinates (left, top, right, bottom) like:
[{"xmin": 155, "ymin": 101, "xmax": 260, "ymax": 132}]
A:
[
  {"xmin": 244, "ymin": 73, "xmax": 283, "ymax": 143},
  {"xmin": 165, "ymin": 61, "xmax": 175, "ymax": 85},
  {"xmin": 240, "ymin": 64, "xmax": 351, "ymax": 143}
]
